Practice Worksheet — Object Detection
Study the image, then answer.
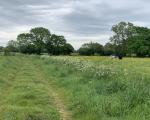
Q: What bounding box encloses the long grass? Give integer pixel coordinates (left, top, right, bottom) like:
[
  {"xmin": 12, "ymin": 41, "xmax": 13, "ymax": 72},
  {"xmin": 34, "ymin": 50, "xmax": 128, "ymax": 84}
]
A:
[
  {"xmin": 0, "ymin": 55, "xmax": 150, "ymax": 120},
  {"xmin": 40, "ymin": 56, "xmax": 150, "ymax": 120}
]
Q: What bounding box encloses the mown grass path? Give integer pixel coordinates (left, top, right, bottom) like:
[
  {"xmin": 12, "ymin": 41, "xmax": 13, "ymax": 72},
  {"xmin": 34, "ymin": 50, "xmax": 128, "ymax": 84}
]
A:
[
  {"xmin": 0, "ymin": 57, "xmax": 23, "ymax": 109},
  {"xmin": 33, "ymin": 59, "xmax": 72, "ymax": 120},
  {"xmin": 0, "ymin": 56, "xmax": 71, "ymax": 120}
]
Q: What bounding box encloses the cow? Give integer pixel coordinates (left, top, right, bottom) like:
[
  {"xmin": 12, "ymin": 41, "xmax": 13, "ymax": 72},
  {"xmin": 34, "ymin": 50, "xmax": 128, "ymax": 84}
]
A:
[{"xmin": 110, "ymin": 55, "xmax": 123, "ymax": 60}]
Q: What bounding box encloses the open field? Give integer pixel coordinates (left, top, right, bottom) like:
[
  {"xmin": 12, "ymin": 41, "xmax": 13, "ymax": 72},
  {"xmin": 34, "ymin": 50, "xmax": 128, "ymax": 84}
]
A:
[{"xmin": 0, "ymin": 55, "xmax": 150, "ymax": 120}]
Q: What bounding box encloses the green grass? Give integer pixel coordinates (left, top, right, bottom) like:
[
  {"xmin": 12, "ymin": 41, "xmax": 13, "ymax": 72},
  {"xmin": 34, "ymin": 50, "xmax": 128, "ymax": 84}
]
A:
[
  {"xmin": 0, "ymin": 55, "xmax": 59, "ymax": 120},
  {"xmin": 40, "ymin": 56, "xmax": 150, "ymax": 120},
  {"xmin": 0, "ymin": 55, "xmax": 150, "ymax": 120}
]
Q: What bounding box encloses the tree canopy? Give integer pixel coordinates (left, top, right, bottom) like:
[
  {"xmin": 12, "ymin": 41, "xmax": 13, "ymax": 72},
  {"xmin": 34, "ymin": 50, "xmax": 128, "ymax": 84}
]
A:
[
  {"xmin": 109, "ymin": 22, "xmax": 150, "ymax": 57},
  {"xmin": 4, "ymin": 23, "xmax": 150, "ymax": 57},
  {"xmin": 127, "ymin": 26, "xmax": 150, "ymax": 57},
  {"xmin": 30, "ymin": 27, "xmax": 51, "ymax": 54},
  {"xmin": 6, "ymin": 27, "xmax": 74, "ymax": 55},
  {"xmin": 78, "ymin": 42, "xmax": 103, "ymax": 56},
  {"xmin": 45, "ymin": 34, "xmax": 74, "ymax": 55}
]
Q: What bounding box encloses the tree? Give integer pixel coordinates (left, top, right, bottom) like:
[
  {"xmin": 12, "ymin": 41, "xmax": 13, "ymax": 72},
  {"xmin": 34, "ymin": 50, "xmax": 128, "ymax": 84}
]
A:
[
  {"xmin": 6, "ymin": 27, "xmax": 75, "ymax": 55},
  {"xmin": 0, "ymin": 46, "xmax": 4, "ymax": 52},
  {"xmin": 78, "ymin": 42, "xmax": 103, "ymax": 56},
  {"xmin": 63, "ymin": 43, "xmax": 74, "ymax": 55},
  {"xmin": 110, "ymin": 22, "xmax": 135, "ymax": 56},
  {"xmin": 30, "ymin": 27, "xmax": 51, "ymax": 54},
  {"xmin": 17, "ymin": 33, "xmax": 36, "ymax": 54},
  {"xmin": 110, "ymin": 22, "xmax": 150, "ymax": 57},
  {"xmin": 6, "ymin": 40, "xmax": 18, "ymax": 52},
  {"xmin": 127, "ymin": 26, "xmax": 150, "ymax": 57},
  {"xmin": 46, "ymin": 34, "xmax": 67, "ymax": 55},
  {"xmin": 104, "ymin": 43, "xmax": 115, "ymax": 55}
]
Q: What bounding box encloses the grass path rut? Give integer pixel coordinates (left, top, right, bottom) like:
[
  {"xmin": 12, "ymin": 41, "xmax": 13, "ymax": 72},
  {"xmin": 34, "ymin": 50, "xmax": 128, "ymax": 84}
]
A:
[
  {"xmin": 0, "ymin": 56, "xmax": 71, "ymax": 120},
  {"xmin": 33, "ymin": 59, "xmax": 72, "ymax": 120}
]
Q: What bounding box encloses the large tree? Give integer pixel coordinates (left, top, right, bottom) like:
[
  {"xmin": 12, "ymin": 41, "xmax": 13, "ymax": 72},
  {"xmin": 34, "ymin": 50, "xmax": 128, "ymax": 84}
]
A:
[
  {"xmin": 46, "ymin": 34, "xmax": 68, "ymax": 55},
  {"xmin": 110, "ymin": 22, "xmax": 135, "ymax": 56},
  {"xmin": 17, "ymin": 33, "xmax": 35, "ymax": 54},
  {"xmin": 127, "ymin": 26, "xmax": 150, "ymax": 57},
  {"xmin": 63, "ymin": 43, "xmax": 74, "ymax": 55},
  {"xmin": 30, "ymin": 27, "xmax": 51, "ymax": 54},
  {"xmin": 6, "ymin": 27, "xmax": 74, "ymax": 55}
]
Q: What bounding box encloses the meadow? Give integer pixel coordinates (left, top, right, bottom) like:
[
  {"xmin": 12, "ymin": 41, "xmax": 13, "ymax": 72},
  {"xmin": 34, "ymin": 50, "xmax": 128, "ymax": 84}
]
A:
[{"xmin": 0, "ymin": 55, "xmax": 150, "ymax": 120}]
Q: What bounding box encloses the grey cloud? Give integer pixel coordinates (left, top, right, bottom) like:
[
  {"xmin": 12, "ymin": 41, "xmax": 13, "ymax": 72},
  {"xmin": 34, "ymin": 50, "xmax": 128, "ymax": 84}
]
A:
[
  {"xmin": 63, "ymin": 1, "xmax": 150, "ymax": 36},
  {"xmin": 0, "ymin": 0, "xmax": 150, "ymax": 48}
]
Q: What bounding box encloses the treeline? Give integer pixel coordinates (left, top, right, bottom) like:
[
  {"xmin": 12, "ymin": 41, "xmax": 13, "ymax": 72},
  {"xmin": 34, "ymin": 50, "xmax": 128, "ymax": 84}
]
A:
[
  {"xmin": 1, "ymin": 21, "xmax": 150, "ymax": 57},
  {"xmin": 3, "ymin": 27, "xmax": 74, "ymax": 55},
  {"xmin": 78, "ymin": 22, "xmax": 150, "ymax": 57}
]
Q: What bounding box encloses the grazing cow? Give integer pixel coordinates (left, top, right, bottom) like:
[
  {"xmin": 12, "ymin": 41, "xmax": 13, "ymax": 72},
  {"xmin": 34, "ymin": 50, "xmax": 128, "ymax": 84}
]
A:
[
  {"xmin": 110, "ymin": 55, "xmax": 118, "ymax": 59},
  {"xmin": 118, "ymin": 55, "xmax": 122, "ymax": 60},
  {"xmin": 110, "ymin": 55, "xmax": 123, "ymax": 60}
]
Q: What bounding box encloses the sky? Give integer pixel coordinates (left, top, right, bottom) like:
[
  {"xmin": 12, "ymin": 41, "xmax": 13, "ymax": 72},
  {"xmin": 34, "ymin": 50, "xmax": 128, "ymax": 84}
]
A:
[{"xmin": 0, "ymin": 0, "xmax": 150, "ymax": 49}]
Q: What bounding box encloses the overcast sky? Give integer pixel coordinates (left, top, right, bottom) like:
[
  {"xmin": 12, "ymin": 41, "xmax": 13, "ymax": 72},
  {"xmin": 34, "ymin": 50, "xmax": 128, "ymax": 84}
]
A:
[{"xmin": 0, "ymin": 0, "xmax": 150, "ymax": 49}]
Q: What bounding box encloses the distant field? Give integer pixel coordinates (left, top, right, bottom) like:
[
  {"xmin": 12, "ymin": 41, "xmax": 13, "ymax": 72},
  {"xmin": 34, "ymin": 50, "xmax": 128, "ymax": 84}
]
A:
[{"xmin": 0, "ymin": 55, "xmax": 150, "ymax": 120}]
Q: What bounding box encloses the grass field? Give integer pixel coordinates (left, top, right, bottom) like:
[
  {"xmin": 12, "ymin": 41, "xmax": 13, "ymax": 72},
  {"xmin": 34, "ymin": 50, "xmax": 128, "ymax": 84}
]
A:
[
  {"xmin": 0, "ymin": 56, "xmax": 60, "ymax": 120},
  {"xmin": 0, "ymin": 55, "xmax": 150, "ymax": 120}
]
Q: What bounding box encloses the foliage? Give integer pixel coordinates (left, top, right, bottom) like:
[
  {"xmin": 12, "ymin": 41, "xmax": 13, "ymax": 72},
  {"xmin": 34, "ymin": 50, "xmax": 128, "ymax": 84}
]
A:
[
  {"xmin": 110, "ymin": 22, "xmax": 136, "ymax": 56},
  {"xmin": 30, "ymin": 27, "xmax": 51, "ymax": 54},
  {"xmin": 17, "ymin": 33, "xmax": 36, "ymax": 54},
  {"xmin": 3, "ymin": 47, "xmax": 11, "ymax": 56},
  {"xmin": 103, "ymin": 43, "xmax": 115, "ymax": 55},
  {"xmin": 109, "ymin": 21, "xmax": 150, "ymax": 57},
  {"xmin": 127, "ymin": 26, "xmax": 150, "ymax": 57},
  {"xmin": 78, "ymin": 42, "xmax": 103, "ymax": 55},
  {"xmin": 7, "ymin": 27, "xmax": 75, "ymax": 55},
  {"xmin": 46, "ymin": 34, "xmax": 74, "ymax": 55},
  {"xmin": 29, "ymin": 27, "xmax": 74, "ymax": 55},
  {"xmin": 63, "ymin": 43, "xmax": 74, "ymax": 55},
  {"xmin": 3, "ymin": 40, "xmax": 18, "ymax": 56},
  {"xmin": 4, "ymin": 23, "xmax": 150, "ymax": 57},
  {"xmin": 6, "ymin": 40, "xmax": 18, "ymax": 52},
  {"xmin": 0, "ymin": 46, "xmax": 4, "ymax": 53}
]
